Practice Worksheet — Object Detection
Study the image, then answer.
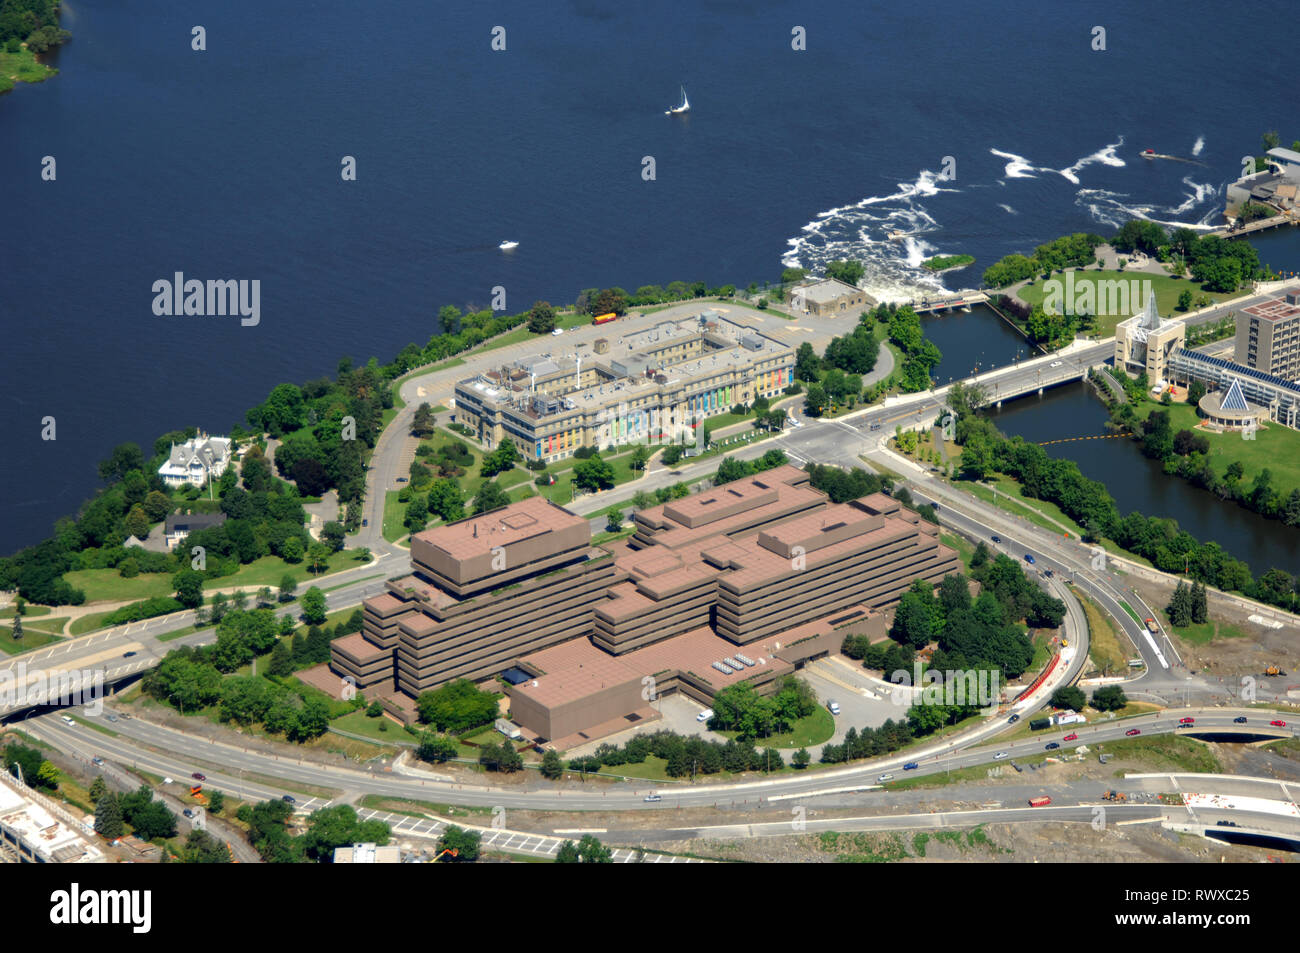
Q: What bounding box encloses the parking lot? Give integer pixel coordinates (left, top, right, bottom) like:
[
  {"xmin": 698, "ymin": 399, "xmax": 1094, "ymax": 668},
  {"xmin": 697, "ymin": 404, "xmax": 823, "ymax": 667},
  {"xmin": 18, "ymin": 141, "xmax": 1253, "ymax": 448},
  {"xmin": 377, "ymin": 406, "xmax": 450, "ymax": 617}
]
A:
[{"xmin": 563, "ymin": 693, "xmax": 726, "ymax": 759}]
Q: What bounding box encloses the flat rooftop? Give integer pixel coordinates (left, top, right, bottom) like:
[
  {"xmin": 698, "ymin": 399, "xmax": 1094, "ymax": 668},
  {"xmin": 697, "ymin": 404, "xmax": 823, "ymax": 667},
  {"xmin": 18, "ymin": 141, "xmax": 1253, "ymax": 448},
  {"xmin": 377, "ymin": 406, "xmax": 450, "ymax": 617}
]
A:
[
  {"xmin": 411, "ymin": 495, "xmax": 585, "ymax": 562},
  {"xmin": 1243, "ymin": 288, "xmax": 1300, "ymax": 322}
]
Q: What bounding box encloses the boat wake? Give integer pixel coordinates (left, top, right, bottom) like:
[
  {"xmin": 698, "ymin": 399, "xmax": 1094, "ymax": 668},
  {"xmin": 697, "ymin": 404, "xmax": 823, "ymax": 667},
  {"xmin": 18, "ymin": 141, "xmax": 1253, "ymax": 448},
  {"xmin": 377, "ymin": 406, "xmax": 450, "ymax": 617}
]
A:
[
  {"xmin": 991, "ymin": 138, "xmax": 1126, "ymax": 185},
  {"xmin": 1074, "ymin": 177, "xmax": 1222, "ymax": 230}
]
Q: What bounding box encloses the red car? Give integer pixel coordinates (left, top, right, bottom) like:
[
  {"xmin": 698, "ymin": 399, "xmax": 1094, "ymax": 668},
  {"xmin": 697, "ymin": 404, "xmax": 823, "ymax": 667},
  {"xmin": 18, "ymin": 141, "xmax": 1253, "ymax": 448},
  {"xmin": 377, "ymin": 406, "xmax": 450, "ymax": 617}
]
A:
[
  {"xmin": 1063, "ymin": 732, "xmax": 1078, "ymax": 742},
  {"xmin": 1126, "ymin": 728, "xmax": 1141, "ymax": 737},
  {"xmin": 1179, "ymin": 717, "xmax": 1195, "ymax": 725},
  {"xmin": 1270, "ymin": 720, "xmax": 1288, "ymax": 728}
]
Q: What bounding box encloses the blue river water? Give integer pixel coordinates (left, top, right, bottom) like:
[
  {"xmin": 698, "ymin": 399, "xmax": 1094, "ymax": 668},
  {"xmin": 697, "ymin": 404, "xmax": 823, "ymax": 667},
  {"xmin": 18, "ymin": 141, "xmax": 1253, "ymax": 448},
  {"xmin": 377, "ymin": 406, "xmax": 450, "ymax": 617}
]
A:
[{"xmin": 2, "ymin": 0, "xmax": 1298, "ymax": 554}]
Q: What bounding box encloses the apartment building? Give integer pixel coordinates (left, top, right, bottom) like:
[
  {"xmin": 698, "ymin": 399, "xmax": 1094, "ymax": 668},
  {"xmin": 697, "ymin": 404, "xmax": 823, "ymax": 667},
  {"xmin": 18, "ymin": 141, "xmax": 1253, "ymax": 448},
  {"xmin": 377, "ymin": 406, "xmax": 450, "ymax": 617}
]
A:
[
  {"xmin": 1234, "ymin": 286, "xmax": 1300, "ymax": 381},
  {"xmin": 452, "ymin": 312, "xmax": 795, "ymax": 465}
]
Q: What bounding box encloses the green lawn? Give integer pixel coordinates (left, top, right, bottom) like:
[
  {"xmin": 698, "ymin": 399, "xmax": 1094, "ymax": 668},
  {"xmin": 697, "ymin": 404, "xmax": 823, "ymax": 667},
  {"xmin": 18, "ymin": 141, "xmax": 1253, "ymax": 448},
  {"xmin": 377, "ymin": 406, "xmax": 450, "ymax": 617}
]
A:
[
  {"xmin": 0, "ymin": 605, "xmax": 51, "ymax": 618},
  {"xmin": 0, "ymin": 627, "xmax": 62, "ymax": 654},
  {"xmin": 331, "ymin": 709, "xmax": 410, "ymax": 745},
  {"xmin": 69, "ymin": 611, "xmax": 115, "ymax": 636},
  {"xmin": 940, "ymin": 532, "xmax": 977, "ymax": 569},
  {"xmin": 0, "ymin": 46, "xmax": 57, "ymax": 94},
  {"xmin": 1129, "ymin": 398, "xmax": 1300, "ymax": 500},
  {"xmin": 1016, "ymin": 269, "xmax": 1248, "ymax": 337},
  {"xmin": 1170, "ymin": 619, "xmax": 1248, "ymax": 645},
  {"xmin": 1073, "ymin": 587, "xmax": 1130, "ymax": 676},
  {"xmin": 65, "ymin": 551, "xmax": 364, "ymax": 606},
  {"xmin": 718, "ymin": 707, "xmax": 835, "ymax": 749}
]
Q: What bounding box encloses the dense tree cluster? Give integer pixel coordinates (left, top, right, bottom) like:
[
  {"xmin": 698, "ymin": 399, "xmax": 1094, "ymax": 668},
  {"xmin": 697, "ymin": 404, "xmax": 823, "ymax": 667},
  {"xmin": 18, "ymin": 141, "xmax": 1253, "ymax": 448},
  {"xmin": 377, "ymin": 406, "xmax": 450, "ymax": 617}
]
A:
[
  {"xmin": 982, "ymin": 233, "xmax": 1105, "ymax": 288},
  {"xmin": 567, "ymin": 730, "xmax": 787, "ymax": 778},
  {"xmin": 95, "ymin": 785, "xmax": 177, "ymax": 841},
  {"xmin": 0, "ymin": 0, "xmax": 69, "ymax": 49},
  {"xmin": 711, "ymin": 449, "xmax": 789, "ymax": 486},
  {"xmin": 708, "ymin": 676, "xmax": 818, "ymax": 739},
  {"xmin": 237, "ymin": 800, "xmax": 390, "ymax": 863},
  {"xmin": 1166, "ymin": 579, "xmax": 1209, "ymax": 627},
  {"xmin": 414, "ymin": 678, "xmax": 500, "ymax": 733}
]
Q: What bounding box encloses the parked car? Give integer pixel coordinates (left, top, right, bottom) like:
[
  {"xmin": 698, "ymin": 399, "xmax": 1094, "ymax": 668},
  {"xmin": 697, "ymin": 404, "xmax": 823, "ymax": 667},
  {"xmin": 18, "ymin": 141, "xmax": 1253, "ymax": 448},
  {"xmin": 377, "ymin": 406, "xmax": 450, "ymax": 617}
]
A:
[
  {"xmin": 396, "ymin": 477, "xmax": 407, "ymax": 483},
  {"xmin": 92, "ymin": 756, "xmax": 104, "ymax": 766},
  {"xmin": 827, "ymin": 700, "xmax": 841, "ymax": 716},
  {"xmin": 903, "ymin": 762, "xmax": 919, "ymax": 771},
  {"xmin": 1010, "ymin": 761, "xmax": 1023, "ymax": 773},
  {"xmin": 696, "ymin": 708, "xmax": 714, "ymax": 723},
  {"xmin": 1045, "ymin": 742, "xmax": 1060, "ymax": 750},
  {"xmin": 361, "ymin": 518, "xmax": 368, "ymax": 527},
  {"xmin": 183, "ymin": 809, "xmax": 195, "ymax": 818},
  {"xmin": 1126, "ymin": 728, "xmax": 1141, "ymax": 736},
  {"xmin": 1233, "ymin": 716, "xmax": 1248, "ymax": 724},
  {"xmin": 551, "ymin": 327, "xmax": 564, "ymax": 336}
]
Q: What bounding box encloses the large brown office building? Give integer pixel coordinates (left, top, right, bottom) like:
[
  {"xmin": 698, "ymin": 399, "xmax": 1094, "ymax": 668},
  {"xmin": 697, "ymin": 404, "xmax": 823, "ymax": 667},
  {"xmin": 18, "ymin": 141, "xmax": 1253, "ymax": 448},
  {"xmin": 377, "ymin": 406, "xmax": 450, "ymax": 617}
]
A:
[
  {"xmin": 1234, "ymin": 286, "xmax": 1300, "ymax": 382},
  {"xmin": 329, "ymin": 467, "xmax": 959, "ymax": 743}
]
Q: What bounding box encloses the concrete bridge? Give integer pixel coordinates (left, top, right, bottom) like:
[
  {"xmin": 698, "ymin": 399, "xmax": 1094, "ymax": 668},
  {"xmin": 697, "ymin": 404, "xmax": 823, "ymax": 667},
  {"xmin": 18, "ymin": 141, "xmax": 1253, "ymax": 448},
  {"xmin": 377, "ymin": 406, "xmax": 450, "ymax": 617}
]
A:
[{"xmin": 908, "ymin": 290, "xmax": 989, "ymax": 315}]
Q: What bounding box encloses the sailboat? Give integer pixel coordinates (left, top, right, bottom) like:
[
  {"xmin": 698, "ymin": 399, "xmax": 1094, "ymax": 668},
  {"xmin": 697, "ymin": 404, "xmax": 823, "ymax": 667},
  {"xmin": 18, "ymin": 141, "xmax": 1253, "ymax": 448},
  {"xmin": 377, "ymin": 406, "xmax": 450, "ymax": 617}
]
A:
[{"xmin": 665, "ymin": 85, "xmax": 689, "ymax": 116}]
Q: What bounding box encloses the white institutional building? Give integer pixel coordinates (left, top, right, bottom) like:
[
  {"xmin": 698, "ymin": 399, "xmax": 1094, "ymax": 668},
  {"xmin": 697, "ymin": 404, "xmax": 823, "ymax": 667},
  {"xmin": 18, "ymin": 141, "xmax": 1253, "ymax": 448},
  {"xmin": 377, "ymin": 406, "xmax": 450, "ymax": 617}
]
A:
[{"xmin": 156, "ymin": 433, "xmax": 234, "ymax": 488}]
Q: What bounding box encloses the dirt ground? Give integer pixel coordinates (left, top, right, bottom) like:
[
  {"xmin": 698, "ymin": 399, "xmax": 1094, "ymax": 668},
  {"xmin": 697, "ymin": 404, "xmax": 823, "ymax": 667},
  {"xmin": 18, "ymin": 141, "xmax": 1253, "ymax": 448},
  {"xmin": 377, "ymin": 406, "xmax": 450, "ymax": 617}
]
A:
[{"xmin": 1127, "ymin": 572, "xmax": 1300, "ymax": 681}]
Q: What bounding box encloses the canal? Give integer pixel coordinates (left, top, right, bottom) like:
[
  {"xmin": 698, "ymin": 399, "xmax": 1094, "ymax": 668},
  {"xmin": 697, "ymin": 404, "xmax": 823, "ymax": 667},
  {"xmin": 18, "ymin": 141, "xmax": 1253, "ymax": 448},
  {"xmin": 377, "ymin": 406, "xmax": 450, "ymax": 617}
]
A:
[
  {"xmin": 921, "ymin": 304, "xmax": 1036, "ymax": 385},
  {"xmin": 986, "ymin": 382, "xmax": 1300, "ymax": 577}
]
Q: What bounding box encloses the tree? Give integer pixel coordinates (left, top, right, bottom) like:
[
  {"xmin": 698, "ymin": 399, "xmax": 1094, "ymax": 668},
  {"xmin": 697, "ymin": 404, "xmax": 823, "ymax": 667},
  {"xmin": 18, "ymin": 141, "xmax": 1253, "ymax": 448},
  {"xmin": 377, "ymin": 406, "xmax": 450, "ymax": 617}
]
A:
[
  {"xmin": 555, "ymin": 840, "xmax": 580, "ymax": 863},
  {"xmin": 416, "ymin": 734, "xmax": 458, "ymax": 764},
  {"xmin": 98, "ymin": 442, "xmax": 144, "ymax": 484},
  {"xmin": 472, "ymin": 480, "xmax": 510, "ymax": 514},
  {"xmin": 792, "ymin": 747, "xmax": 811, "ymax": 769},
  {"xmin": 1177, "ymin": 288, "xmax": 1193, "ymax": 312},
  {"xmin": 794, "ymin": 342, "xmax": 821, "ymax": 381},
  {"xmin": 575, "ymin": 833, "xmax": 613, "ymax": 863},
  {"xmin": 540, "ymin": 749, "xmax": 565, "ymax": 780},
  {"xmin": 306, "ymin": 541, "xmax": 332, "ymax": 574},
  {"xmin": 88, "ymin": 776, "xmax": 107, "ymax": 803},
  {"xmin": 438, "ymin": 825, "xmax": 480, "ymax": 861},
  {"xmin": 94, "ymin": 794, "xmax": 125, "ymax": 839},
  {"xmin": 825, "ymin": 259, "xmax": 865, "ymax": 287},
  {"xmin": 281, "ymin": 535, "xmax": 305, "ymax": 563},
  {"xmin": 631, "ymin": 443, "xmax": 650, "ymax": 471},
  {"xmin": 1091, "ymin": 685, "xmax": 1128, "ymax": 711},
  {"xmin": 572, "ymin": 454, "xmax": 615, "ymax": 492},
  {"xmin": 415, "ymin": 679, "xmax": 499, "ymax": 732},
  {"xmin": 1050, "ymin": 685, "xmax": 1086, "ymax": 711},
  {"xmin": 278, "ymin": 575, "xmax": 297, "ymax": 603},
  {"xmin": 527, "ymin": 300, "xmax": 557, "ymax": 334},
  {"xmin": 403, "ymin": 494, "xmax": 428, "ymax": 532},
  {"xmin": 427, "ymin": 478, "xmax": 465, "ymax": 523},
  {"xmin": 481, "ymin": 441, "xmax": 521, "ymax": 479},
  {"xmin": 412, "ymin": 402, "xmax": 437, "ymax": 438},
  {"xmin": 804, "ymin": 383, "xmax": 828, "ymax": 417},
  {"xmin": 173, "ymin": 570, "xmax": 205, "ymax": 609},
  {"xmin": 268, "ymin": 638, "xmax": 294, "ymax": 676},
  {"xmin": 300, "ymin": 586, "xmax": 327, "ymax": 625}
]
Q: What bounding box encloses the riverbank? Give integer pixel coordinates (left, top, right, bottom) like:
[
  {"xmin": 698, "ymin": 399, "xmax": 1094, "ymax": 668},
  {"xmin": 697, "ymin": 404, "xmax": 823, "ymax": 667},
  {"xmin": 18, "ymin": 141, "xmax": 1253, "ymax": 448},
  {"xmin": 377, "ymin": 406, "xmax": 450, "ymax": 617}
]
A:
[{"xmin": 0, "ymin": 46, "xmax": 56, "ymax": 94}]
